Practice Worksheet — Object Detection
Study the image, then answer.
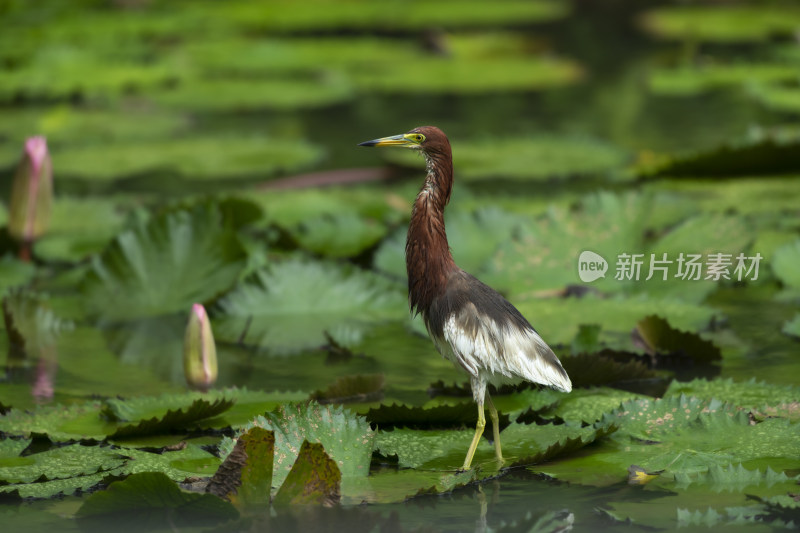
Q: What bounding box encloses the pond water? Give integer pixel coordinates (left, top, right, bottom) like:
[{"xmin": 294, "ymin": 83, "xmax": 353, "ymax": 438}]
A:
[{"xmin": 1, "ymin": 0, "xmax": 799, "ymax": 531}]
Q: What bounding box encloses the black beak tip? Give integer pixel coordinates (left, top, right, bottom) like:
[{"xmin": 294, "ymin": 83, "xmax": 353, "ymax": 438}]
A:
[{"xmin": 358, "ymin": 140, "xmax": 376, "ymax": 147}]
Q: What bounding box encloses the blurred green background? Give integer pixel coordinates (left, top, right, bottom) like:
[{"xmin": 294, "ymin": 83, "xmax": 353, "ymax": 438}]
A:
[{"xmin": 1, "ymin": 0, "xmax": 799, "ymax": 530}]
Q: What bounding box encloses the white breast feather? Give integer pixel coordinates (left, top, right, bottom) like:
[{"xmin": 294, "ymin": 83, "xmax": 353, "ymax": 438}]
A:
[{"xmin": 439, "ymin": 312, "xmax": 572, "ymax": 395}]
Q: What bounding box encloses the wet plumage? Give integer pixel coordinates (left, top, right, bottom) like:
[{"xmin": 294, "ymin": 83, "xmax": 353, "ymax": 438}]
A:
[{"xmin": 360, "ymin": 126, "xmax": 571, "ymax": 469}]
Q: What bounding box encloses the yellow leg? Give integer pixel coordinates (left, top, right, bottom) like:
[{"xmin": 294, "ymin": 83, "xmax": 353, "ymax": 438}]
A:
[
  {"xmin": 486, "ymin": 394, "xmax": 503, "ymax": 462},
  {"xmin": 462, "ymin": 401, "xmax": 486, "ymax": 470}
]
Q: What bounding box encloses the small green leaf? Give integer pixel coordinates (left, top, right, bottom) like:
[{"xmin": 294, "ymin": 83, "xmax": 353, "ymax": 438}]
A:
[
  {"xmin": 0, "ymin": 444, "xmax": 125, "ymax": 484},
  {"xmin": 664, "ymin": 378, "xmax": 800, "ymax": 409},
  {"xmin": 272, "ymin": 440, "xmax": 341, "ymax": 506},
  {"xmin": 105, "ymin": 394, "xmax": 235, "ymax": 439},
  {"xmin": 782, "ymin": 313, "xmax": 800, "ymax": 339},
  {"xmin": 773, "ymin": 239, "xmax": 800, "ymax": 290},
  {"xmin": 367, "ymin": 402, "xmax": 510, "ymax": 432}
]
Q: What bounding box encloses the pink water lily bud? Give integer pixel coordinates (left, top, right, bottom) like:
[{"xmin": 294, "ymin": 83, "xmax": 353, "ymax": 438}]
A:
[
  {"xmin": 184, "ymin": 303, "xmax": 218, "ymax": 392},
  {"xmin": 8, "ymin": 136, "xmax": 53, "ymax": 260}
]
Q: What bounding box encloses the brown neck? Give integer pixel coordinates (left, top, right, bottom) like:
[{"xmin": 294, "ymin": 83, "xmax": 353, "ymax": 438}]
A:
[{"xmin": 405, "ymin": 150, "xmax": 456, "ymax": 315}]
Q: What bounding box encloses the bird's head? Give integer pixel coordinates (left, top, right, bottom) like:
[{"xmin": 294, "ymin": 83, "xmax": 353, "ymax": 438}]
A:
[{"xmin": 358, "ymin": 126, "xmax": 450, "ymax": 156}]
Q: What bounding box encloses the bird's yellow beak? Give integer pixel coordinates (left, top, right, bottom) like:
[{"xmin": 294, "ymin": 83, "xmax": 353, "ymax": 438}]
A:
[{"xmin": 358, "ymin": 133, "xmax": 418, "ymax": 148}]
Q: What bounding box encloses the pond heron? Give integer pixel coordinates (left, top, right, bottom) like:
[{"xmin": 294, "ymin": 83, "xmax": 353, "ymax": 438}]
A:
[{"xmin": 359, "ymin": 126, "xmax": 572, "ymax": 469}]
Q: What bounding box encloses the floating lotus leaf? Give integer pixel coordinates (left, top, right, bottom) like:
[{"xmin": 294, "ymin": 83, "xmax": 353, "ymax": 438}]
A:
[
  {"xmin": 0, "ymin": 107, "xmax": 189, "ymax": 146},
  {"xmin": 638, "ymin": 137, "xmax": 800, "ymax": 178},
  {"xmin": 514, "ymin": 294, "xmax": 717, "ymax": 349},
  {"xmin": 32, "ymin": 196, "xmax": 128, "ymax": 263},
  {"xmin": 104, "ymin": 394, "xmax": 235, "ymax": 439},
  {"xmin": 783, "ymin": 314, "xmax": 800, "ymax": 339},
  {"xmin": 81, "ymin": 204, "xmax": 247, "ymax": 321},
  {"xmin": 0, "ymin": 471, "xmax": 111, "ymax": 499},
  {"xmin": 648, "ymin": 64, "xmax": 798, "ymax": 96},
  {"xmin": 291, "ymin": 212, "xmax": 387, "ymax": 258},
  {"xmin": 0, "ymin": 438, "xmax": 30, "ymax": 458},
  {"xmin": 484, "ymin": 191, "xmax": 649, "ymax": 296},
  {"xmin": 76, "ymin": 472, "xmax": 238, "ymax": 528},
  {"xmin": 0, "ymin": 255, "xmax": 36, "ymax": 293},
  {"xmin": 0, "ymin": 401, "xmax": 110, "ymax": 440},
  {"xmin": 117, "ymin": 445, "xmax": 220, "ymax": 480},
  {"xmin": 673, "ymin": 463, "xmax": 793, "ymax": 492},
  {"xmin": 665, "ymin": 378, "xmax": 800, "ymax": 409},
  {"xmin": 374, "ymin": 428, "xmax": 477, "ymax": 469},
  {"xmin": 645, "ymin": 177, "xmax": 800, "ymax": 216},
  {"xmin": 385, "ymin": 135, "xmax": 627, "ymax": 180},
  {"xmin": 221, "ymin": 403, "xmax": 374, "ymax": 490},
  {"xmin": 151, "ymin": 75, "xmax": 353, "ymax": 112},
  {"xmin": 214, "ymin": 258, "xmax": 405, "ymax": 355},
  {"xmin": 772, "ymin": 239, "xmax": 800, "ymax": 290},
  {"xmin": 640, "ymin": 6, "xmax": 800, "ymax": 42},
  {"xmin": 750, "ymin": 83, "xmax": 800, "ymax": 115},
  {"xmin": 507, "ymin": 422, "xmax": 614, "ymax": 467},
  {"xmin": 551, "ymin": 387, "xmax": 645, "ymax": 425},
  {"xmin": 609, "ymin": 395, "xmax": 800, "ymax": 476},
  {"xmin": 222, "ymin": 0, "xmax": 569, "ymax": 32},
  {"xmin": 0, "ymin": 46, "xmax": 182, "ymax": 101},
  {"xmin": 0, "ymin": 444, "xmax": 125, "ymax": 484},
  {"xmin": 374, "ymin": 206, "xmax": 528, "ymax": 280}
]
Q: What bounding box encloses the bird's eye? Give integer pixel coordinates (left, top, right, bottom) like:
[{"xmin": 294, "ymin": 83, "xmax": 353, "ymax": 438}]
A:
[{"xmin": 414, "ymin": 134, "xmax": 425, "ymax": 142}]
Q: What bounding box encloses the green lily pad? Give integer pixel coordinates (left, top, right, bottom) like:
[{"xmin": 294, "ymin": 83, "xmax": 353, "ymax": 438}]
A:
[
  {"xmin": 54, "ymin": 136, "xmax": 323, "ymax": 181},
  {"xmin": 0, "ymin": 438, "xmax": 30, "ymax": 459},
  {"xmin": 636, "ymin": 315, "xmax": 721, "ymax": 364},
  {"xmin": 0, "ymin": 255, "xmax": 36, "ymax": 294},
  {"xmin": 104, "ymin": 393, "xmax": 235, "ymax": 439},
  {"xmin": 222, "ymin": 0, "xmax": 569, "ymax": 32},
  {"xmin": 783, "ymin": 314, "xmax": 800, "ymax": 339},
  {"xmin": 639, "ymin": 137, "xmax": 800, "ymax": 178},
  {"xmin": 0, "ymin": 46, "xmax": 181, "ymax": 101},
  {"xmin": 484, "ymin": 192, "xmax": 649, "ymax": 296},
  {"xmin": 648, "ymin": 64, "xmax": 799, "ymax": 96},
  {"xmin": 385, "ymin": 136, "xmax": 627, "ymax": 180},
  {"xmin": 640, "ymin": 6, "xmax": 800, "ymax": 43},
  {"xmin": 0, "ymin": 107, "xmax": 189, "ymax": 146},
  {"xmin": 514, "ymin": 294, "xmax": 717, "ymax": 349},
  {"xmin": 32, "ymin": 196, "xmax": 128, "ymax": 263},
  {"xmin": 0, "ymin": 471, "xmax": 112, "ymax": 499},
  {"xmin": 673, "ymin": 463, "xmax": 793, "ymax": 492},
  {"xmin": 81, "ymin": 203, "xmax": 248, "ymax": 321},
  {"xmin": 214, "ymin": 257, "xmax": 405, "ymax": 355},
  {"xmin": 772, "ymin": 239, "xmax": 800, "ymax": 290},
  {"xmin": 291, "ymin": 212, "xmax": 388, "ymax": 258},
  {"xmin": 550, "ymin": 387, "xmax": 645, "ymax": 424},
  {"xmin": 151, "ymin": 74, "xmax": 353, "ymax": 112},
  {"xmin": 750, "ymin": 83, "xmax": 800, "ymax": 115},
  {"xmin": 609, "ymin": 395, "xmax": 800, "ymax": 476},
  {"xmin": 117, "ymin": 445, "xmax": 220, "ymax": 480},
  {"xmin": 76, "ymin": 472, "xmax": 238, "ymax": 529},
  {"xmin": 0, "ymin": 401, "xmax": 110, "ymax": 440},
  {"xmin": 0, "ymin": 444, "xmax": 125, "ymax": 483},
  {"xmin": 664, "ymin": 378, "xmax": 800, "ymax": 409},
  {"xmin": 221, "ymin": 403, "xmax": 374, "ymax": 490}
]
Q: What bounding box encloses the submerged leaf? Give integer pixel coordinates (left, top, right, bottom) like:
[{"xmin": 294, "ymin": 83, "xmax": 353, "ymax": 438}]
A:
[
  {"xmin": 214, "ymin": 258, "xmax": 405, "ymax": 355},
  {"xmin": 272, "ymin": 441, "xmax": 341, "ymax": 506},
  {"xmin": 76, "ymin": 472, "xmax": 238, "ymax": 529},
  {"xmin": 82, "ymin": 203, "xmax": 247, "ymax": 321}
]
